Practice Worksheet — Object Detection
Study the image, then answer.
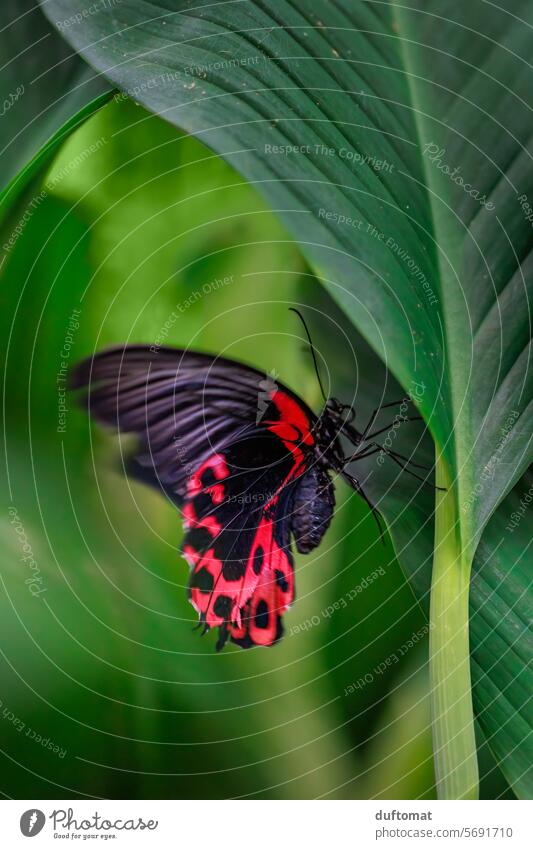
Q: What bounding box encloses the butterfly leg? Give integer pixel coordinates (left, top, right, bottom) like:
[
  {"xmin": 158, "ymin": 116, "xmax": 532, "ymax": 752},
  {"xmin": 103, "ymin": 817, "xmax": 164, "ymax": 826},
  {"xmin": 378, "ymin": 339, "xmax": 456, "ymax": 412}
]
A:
[
  {"xmin": 353, "ymin": 441, "xmax": 445, "ymax": 489},
  {"xmin": 361, "ymin": 398, "xmax": 411, "ymax": 440},
  {"xmin": 342, "ymin": 469, "xmax": 386, "ymax": 541},
  {"xmin": 364, "ymin": 415, "xmax": 422, "ymax": 440},
  {"xmin": 345, "ymin": 432, "xmax": 434, "ymax": 473}
]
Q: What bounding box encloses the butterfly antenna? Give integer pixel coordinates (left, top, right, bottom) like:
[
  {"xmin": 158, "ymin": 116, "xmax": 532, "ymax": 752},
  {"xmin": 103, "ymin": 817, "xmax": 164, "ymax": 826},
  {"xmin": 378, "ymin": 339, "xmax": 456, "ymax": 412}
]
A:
[{"xmin": 289, "ymin": 307, "xmax": 327, "ymax": 404}]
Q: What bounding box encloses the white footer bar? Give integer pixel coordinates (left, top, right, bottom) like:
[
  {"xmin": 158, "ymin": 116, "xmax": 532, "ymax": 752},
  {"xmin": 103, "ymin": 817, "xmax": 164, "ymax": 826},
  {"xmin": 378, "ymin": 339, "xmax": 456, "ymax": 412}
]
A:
[{"xmin": 1, "ymin": 799, "xmax": 529, "ymax": 848}]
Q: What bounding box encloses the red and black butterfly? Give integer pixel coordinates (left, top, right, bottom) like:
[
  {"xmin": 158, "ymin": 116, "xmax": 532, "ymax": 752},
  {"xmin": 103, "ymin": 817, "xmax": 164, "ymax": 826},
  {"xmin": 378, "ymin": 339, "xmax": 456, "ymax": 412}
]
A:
[{"xmin": 70, "ymin": 311, "xmax": 423, "ymax": 650}]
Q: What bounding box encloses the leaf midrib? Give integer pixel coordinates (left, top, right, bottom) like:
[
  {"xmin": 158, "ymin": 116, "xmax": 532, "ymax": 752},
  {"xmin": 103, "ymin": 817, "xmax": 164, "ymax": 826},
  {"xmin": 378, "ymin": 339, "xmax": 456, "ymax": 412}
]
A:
[{"xmin": 391, "ymin": 0, "xmax": 478, "ymax": 548}]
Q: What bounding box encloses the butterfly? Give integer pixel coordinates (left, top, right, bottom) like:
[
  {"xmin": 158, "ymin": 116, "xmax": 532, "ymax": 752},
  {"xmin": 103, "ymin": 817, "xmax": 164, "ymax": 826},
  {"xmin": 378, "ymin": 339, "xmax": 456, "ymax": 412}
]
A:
[{"xmin": 70, "ymin": 310, "xmax": 424, "ymax": 650}]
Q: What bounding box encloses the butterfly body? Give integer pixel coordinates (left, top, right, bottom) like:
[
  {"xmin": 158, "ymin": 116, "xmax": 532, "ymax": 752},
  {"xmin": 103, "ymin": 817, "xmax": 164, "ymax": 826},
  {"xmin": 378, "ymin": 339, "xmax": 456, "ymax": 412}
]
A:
[
  {"xmin": 290, "ymin": 466, "xmax": 336, "ymax": 554},
  {"xmin": 71, "ymin": 344, "xmax": 393, "ymax": 650}
]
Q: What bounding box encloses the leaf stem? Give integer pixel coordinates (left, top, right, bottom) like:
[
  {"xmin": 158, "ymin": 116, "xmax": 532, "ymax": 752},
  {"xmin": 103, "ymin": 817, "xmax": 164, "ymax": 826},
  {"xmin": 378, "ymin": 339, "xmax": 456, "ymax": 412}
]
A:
[{"xmin": 429, "ymin": 453, "xmax": 479, "ymax": 799}]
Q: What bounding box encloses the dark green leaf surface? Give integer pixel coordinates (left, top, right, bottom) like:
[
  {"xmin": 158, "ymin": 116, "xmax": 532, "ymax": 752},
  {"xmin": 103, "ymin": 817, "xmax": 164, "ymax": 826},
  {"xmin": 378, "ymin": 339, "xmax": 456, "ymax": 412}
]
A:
[
  {"xmin": 0, "ymin": 0, "xmax": 110, "ymax": 215},
  {"xmin": 391, "ymin": 0, "xmax": 533, "ymax": 550}
]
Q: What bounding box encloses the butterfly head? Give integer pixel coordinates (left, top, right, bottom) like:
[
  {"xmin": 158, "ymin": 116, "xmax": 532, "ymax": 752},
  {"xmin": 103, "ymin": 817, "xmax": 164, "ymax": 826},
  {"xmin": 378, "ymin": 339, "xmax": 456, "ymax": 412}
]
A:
[{"xmin": 321, "ymin": 397, "xmax": 364, "ymax": 461}]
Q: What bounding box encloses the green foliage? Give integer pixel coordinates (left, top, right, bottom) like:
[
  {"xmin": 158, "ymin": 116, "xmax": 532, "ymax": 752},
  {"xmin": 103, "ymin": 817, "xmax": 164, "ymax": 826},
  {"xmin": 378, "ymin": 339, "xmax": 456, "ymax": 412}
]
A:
[
  {"xmin": 40, "ymin": 0, "xmax": 532, "ymax": 798},
  {"xmin": 0, "ymin": 0, "xmax": 530, "ymax": 799}
]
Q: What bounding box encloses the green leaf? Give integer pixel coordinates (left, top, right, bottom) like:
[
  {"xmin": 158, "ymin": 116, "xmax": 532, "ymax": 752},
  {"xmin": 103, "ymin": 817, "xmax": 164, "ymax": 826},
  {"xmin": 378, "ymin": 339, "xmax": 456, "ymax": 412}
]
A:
[
  {"xmin": 308, "ymin": 289, "xmax": 532, "ymax": 798},
  {"xmin": 40, "ymin": 0, "xmax": 532, "ymax": 796},
  {"xmin": 0, "ymin": 0, "xmax": 111, "ymax": 219}
]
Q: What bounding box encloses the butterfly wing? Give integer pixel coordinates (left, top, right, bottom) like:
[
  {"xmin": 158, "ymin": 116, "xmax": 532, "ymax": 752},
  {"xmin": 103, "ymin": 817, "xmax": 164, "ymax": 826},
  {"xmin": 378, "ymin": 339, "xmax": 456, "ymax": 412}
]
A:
[
  {"xmin": 183, "ymin": 434, "xmax": 297, "ymax": 650},
  {"xmin": 70, "ymin": 345, "xmax": 317, "ymax": 648}
]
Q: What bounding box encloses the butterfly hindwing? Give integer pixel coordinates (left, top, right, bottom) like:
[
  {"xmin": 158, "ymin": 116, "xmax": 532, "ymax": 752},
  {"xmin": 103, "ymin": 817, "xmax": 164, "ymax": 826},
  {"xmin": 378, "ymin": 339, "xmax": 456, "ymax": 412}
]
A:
[{"xmin": 182, "ymin": 433, "xmax": 298, "ymax": 648}]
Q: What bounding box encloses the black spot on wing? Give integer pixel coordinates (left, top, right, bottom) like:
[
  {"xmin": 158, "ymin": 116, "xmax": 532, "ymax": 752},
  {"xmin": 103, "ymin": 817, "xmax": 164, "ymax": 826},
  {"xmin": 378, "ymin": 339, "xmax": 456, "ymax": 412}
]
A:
[
  {"xmin": 190, "ymin": 566, "xmax": 215, "ymax": 594},
  {"xmin": 194, "ymin": 492, "xmax": 216, "ymax": 516},
  {"xmin": 213, "ymin": 595, "xmax": 232, "ymax": 620},
  {"xmin": 199, "ymin": 468, "xmax": 219, "ymax": 488},
  {"xmin": 229, "ymin": 631, "xmax": 254, "ymax": 649},
  {"xmin": 274, "ymin": 569, "xmax": 289, "ymax": 592},
  {"xmin": 255, "ymin": 600, "xmax": 270, "ymax": 629},
  {"xmin": 185, "ymin": 527, "xmax": 213, "ymax": 554},
  {"xmin": 221, "ymin": 559, "xmax": 246, "ymax": 581},
  {"xmin": 252, "ymin": 545, "xmax": 264, "ymax": 575}
]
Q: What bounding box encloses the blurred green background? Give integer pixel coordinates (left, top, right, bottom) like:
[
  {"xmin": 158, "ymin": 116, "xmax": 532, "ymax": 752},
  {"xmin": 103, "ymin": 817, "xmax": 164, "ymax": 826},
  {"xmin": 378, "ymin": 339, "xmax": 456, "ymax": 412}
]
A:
[{"xmin": 0, "ymin": 98, "xmax": 510, "ymax": 799}]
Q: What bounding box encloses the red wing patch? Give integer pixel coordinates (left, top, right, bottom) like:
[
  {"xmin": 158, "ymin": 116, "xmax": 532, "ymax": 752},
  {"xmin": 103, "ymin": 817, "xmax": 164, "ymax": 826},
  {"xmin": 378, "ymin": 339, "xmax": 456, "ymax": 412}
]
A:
[{"xmin": 264, "ymin": 389, "xmax": 314, "ymax": 469}]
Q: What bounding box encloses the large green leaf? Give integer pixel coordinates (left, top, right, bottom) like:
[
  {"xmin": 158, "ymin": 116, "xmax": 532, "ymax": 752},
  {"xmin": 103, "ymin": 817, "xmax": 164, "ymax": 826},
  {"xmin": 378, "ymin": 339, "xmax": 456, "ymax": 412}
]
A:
[
  {"xmin": 308, "ymin": 289, "xmax": 532, "ymax": 798},
  {"xmin": 40, "ymin": 0, "xmax": 532, "ymax": 796},
  {"xmin": 0, "ymin": 0, "xmax": 110, "ymax": 219}
]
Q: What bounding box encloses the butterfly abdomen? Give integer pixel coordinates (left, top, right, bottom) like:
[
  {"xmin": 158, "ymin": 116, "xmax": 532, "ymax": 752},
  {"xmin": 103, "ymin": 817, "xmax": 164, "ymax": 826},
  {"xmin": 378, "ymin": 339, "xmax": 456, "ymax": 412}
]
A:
[{"xmin": 290, "ymin": 467, "xmax": 335, "ymax": 554}]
